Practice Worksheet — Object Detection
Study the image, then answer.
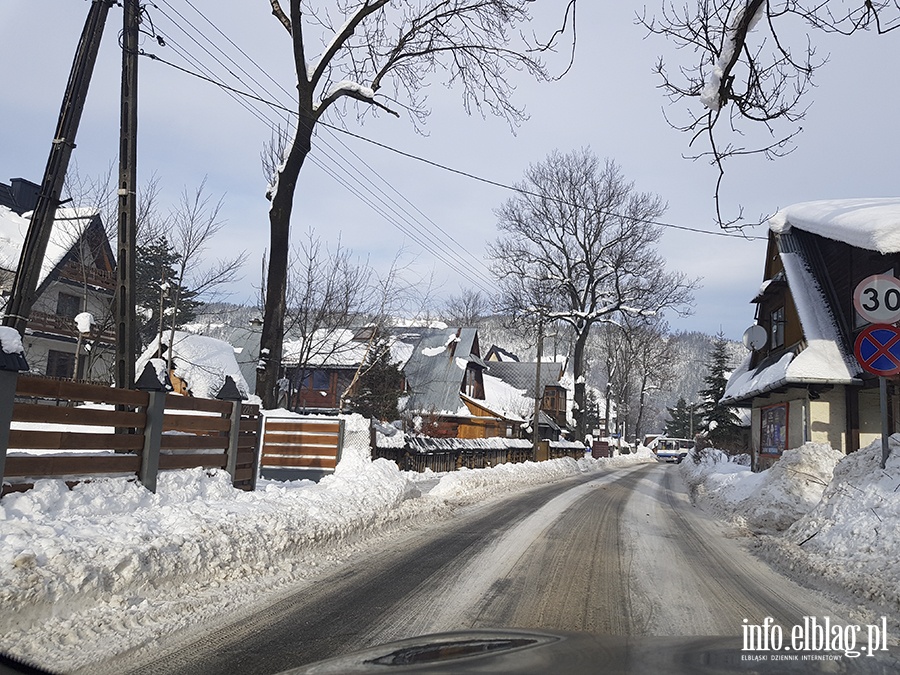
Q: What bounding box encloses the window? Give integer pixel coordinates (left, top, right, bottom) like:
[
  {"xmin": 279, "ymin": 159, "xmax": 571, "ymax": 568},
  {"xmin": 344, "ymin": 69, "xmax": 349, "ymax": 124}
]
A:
[
  {"xmin": 56, "ymin": 292, "xmax": 81, "ymax": 319},
  {"xmin": 46, "ymin": 350, "xmax": 75, "ymax": 379},
  {"xmin": 301, "ymin": 370, "xmax": 330, "ymax": 391},
  {"xmin": 543, "ymin": 389, "xmax": 557, "ymax": 412},
  {"xmin": 770, "ymin": 306, "xmax": 785, "ymax": 348},
  {"xmin": 463, "ymin": 367, "xmax": 482, "ymax": 398}
]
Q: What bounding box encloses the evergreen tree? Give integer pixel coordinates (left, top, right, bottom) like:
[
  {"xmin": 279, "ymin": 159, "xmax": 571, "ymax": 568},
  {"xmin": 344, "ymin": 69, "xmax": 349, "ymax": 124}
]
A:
[
  {"xmin": 664, "ymin": 397, "xmax": 695, "ymax": 439},
  {"xmin": 349, "ymin": 332, "xmax": 404, "ymax": 421},
  {"xmin": 697, "ymin": 332, "xmax": 743, "ymax": 450},
  {"xmin": 135, "ymin": 236, "xmax": 200, "ymax": 348}
]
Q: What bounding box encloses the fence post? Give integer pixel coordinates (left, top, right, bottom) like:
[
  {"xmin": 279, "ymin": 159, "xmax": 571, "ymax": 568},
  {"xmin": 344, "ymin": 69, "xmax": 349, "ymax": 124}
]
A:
[
  {"xmin": 251, "ymin": 410, "xmax": 263, "ymax": 490},
  {"xmin": 140, "ymin": 390, "xmax": 165, "ymax": 493},
  {"xmin": 217, "ymin": 376, "xmax": 244, "ymax": 486},
  {"xmin": 135, "ymin": 362, "xmax": 167, "ymax": 493},
  {"xmin": 0, "ymin": 337, "xmax": 29, "ymax": 493},
  {"xmin": 224, "ymin": 401, "xmax": 241, "ymax": 482},
  {"xmin": 0, "ymin": 370, "xmax": 19, "ymax": 490}
]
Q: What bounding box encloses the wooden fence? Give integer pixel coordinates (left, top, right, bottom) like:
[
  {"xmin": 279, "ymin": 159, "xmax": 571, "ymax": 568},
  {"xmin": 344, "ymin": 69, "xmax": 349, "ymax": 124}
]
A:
[
  {"xmin": 373, "ymin": 438, "xmax": 587, "ymax": 473},
  {"xmin": 259, "ymin": 416, "xmax": 344, "ymax": 475},
  {"xmin": 0, "ymin": 374, "xmax": 261, "ymax": 497}
]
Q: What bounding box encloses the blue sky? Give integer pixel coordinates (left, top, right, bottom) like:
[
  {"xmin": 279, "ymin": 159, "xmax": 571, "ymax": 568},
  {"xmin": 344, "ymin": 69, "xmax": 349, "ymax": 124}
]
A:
[{"xmin": 2, "ymin": 2, "xmax": 899, "ymax": 342}]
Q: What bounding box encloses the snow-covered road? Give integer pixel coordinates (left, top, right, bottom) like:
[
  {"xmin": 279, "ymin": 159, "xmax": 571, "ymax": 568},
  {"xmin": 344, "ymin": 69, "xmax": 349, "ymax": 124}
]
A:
[{"xmin": 107, "ymin": 464, "xmax": 859, "ymax": 674}]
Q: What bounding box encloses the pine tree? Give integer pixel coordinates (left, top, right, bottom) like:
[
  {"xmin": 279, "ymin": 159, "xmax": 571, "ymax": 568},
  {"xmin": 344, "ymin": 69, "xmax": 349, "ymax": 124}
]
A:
[
  {"xmin": 349, "ymin": 332, "xmax": 404, "ymax": 421},
  {"xmin": 135, "ymin": 236, "xmax": 200, "ymax": 348},
  {"xmin": 697, "ymin": 332, "xmax": 743, "ymax": 450},
  {"xmin": 664, "ymin": 397, "xmax": 695, "ymax": 439}
]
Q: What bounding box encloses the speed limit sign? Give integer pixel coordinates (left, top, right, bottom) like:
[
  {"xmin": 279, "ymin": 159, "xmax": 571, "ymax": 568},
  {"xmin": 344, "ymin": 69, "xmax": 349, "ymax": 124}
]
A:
[{"xmin": 854, "ymin": 275, "xmax": 900, "ymax": 324}]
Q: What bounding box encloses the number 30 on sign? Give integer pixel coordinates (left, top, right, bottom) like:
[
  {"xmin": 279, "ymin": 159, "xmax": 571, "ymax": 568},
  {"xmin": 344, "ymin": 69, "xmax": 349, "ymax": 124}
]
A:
[{"xmin": 854, "ymin": 274, "xmax": 900, "ymax": 325}]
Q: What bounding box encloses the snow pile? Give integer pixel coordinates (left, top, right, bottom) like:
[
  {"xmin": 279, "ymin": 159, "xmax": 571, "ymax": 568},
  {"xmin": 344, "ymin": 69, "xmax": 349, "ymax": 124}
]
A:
[
  {"xmin": 0, "ymin": 448, "xmax": 654, "ymax": 671},
  {"xmin": 758, "ymin": 436, "xmax": 900, "ymax": 607},
  {"xmin": 681, "ymin": 443, "xmax": 842, "ymax": 532},
  {"xmin": 0, "ymin": 461, "xmax": 425, "ymax": 670},
  {"xmin": 74, "ymin": 311, "xmax": 94, "ymax": 334},
  {"xmin": 136, "ymin": 331, "xmax": 250, "ymax": 399},
  {"xmin": 0, "ymin": 325, "xmax": 24, "ymax": 354}
]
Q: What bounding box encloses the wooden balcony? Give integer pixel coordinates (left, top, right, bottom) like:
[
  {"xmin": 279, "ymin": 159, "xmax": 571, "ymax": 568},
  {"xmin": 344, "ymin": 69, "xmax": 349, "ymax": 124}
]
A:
[
  {"xmin": 27, "ymin": 310, "xmax": 116, "ymax": 343},
  {"xmin": 59, "ymin": 262, "xmax": 116, "ymax": 291}
]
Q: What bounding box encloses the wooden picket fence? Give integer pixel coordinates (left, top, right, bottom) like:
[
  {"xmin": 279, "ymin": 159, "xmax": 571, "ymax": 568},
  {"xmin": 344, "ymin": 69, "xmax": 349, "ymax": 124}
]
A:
[
  {"xmin": 0, "ymin": 374, "xmax": 261, "ymax": 497},
  {"xmin": 259, "ymin": 416, "xmax": 344, "ymax": 475}
]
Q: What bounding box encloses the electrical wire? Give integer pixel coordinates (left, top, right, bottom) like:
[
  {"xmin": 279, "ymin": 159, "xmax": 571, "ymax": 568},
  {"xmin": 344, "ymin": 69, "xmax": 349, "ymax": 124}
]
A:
[
  {"xmin": 141, "ymin": 8, "xmax": 502, "ymax": 290},
  {"xmin": 138, "ymin": 1, "xmax": 768, "ymax": 279}
]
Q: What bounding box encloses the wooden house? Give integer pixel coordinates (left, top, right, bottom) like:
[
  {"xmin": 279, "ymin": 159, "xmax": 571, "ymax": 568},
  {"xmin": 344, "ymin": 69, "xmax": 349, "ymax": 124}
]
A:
[
  {"xmin": 403, "ymin": 327, "xmax": 524, "ymax": 439},
  {"xmin": 723, "ymin": 198, "xmax": 900, "ymax": 469},
  {"xmin": 485, "ymin": 360, "xmax": 569, "ymax": 440},
  {"xmin": 0, "ymin": 178, "xmax": 116, "ymax": 382}
]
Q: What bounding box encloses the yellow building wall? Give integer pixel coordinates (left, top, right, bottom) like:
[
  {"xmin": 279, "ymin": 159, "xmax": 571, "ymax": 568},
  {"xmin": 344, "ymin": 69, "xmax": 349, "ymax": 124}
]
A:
[
  {"xmin": 858, "ymin": 388, "xmax": 885, "ymax": 451},
  {"xmin": 808, "ymin": 388, "xmax": 847, "ymax": 453}
]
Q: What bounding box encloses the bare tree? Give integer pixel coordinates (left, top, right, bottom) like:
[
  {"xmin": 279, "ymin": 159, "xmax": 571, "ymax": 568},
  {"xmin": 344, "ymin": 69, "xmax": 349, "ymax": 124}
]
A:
[
  {"xmin": 59, "ymin": 165, "xmax": 169, "ymax": 382},
  {"xmin": 442, "ymin": 288, "xmax": 489, "ymax": 326},
  {"xmin": 256, "ymin": 0, "xmax": 551, "ymax": 407},
  {"xmin": 277, "ymin": 230, "xmax": 376, "ymax": 392},
  {"xmin": 489, "ymin": 149, "xmax": 695, "ymax": 441},
  {"xmin": 337, "ymin": 252, "xmax": 422, "ymax": 410},
  {"xmin": 162, "ymin": 181, "xmax": 247, "ymax": 370},
  {"xmin": 599, "ymin": 317, "xmax": 674, "ymax": 444},
  {"xmin": 271, "ymin": 231, "xmax": 429, "ymax": 411},
  {"xmin": 639, "ymin": 0, "xmax": 900, "ymax": 226}
]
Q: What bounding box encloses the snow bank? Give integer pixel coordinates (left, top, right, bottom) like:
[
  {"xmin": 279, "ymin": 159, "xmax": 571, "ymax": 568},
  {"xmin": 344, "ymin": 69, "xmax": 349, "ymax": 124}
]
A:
[
  {"xmin": 0, "ymin": 462, "xmax": 423, "ymax": 670},
  {"xmin": 757, "ymin": 436, "xmax": 900, "ymax": 608},
  {"xmin": 681, "ymin": 443, "xmax": 842, "ymax": 532},
  {"xmin": 430, "ymin": 452, "xmax": 655, "ymax": 503},
  {"xmin": 0, "ymin": 446, "xmax": 653, "ymax": 671}
]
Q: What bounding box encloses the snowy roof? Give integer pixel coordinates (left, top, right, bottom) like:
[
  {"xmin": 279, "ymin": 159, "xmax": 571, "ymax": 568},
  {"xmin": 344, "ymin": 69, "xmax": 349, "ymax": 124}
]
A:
[
  {"xmin": 136, "ymin": 331, "xmax": 250, "ymax": 399},
  {"xmin": 282, "ymin": 328, "xmax": 411, "ymax": 369},
  {"xmin": 485, "ymin": 361, "xmax": 564, "ymax": 399},
  {"xmin": 723, "ymin": 226, "xmax": 863, "ymax": 404},
  {"xmin": 480, "ymin": 372, "xmax": 529, "ymax": 422},
  {"xmin": 403, "ymin": 327, "xmax": 483, "ymax": 415},
  {"xmin": 769, "ymin": 198, "xmax": 900, "ymax": 254},
  {"xmin": 0, "ymin": 205, "xmax": 101, "ymax": 286}
]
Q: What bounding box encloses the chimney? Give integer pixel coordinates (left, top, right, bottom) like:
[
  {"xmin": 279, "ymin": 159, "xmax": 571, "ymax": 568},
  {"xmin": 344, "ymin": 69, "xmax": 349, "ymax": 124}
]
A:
[{"xmin": 10, "ymin": 178, "xmax": 40, "ymax": 214}]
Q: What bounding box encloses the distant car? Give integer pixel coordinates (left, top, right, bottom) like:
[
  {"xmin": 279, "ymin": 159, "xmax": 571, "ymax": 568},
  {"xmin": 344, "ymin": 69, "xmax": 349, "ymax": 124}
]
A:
[{"xmin": 648, "ymin": 437, "xmax": 694, "ymax": 463}]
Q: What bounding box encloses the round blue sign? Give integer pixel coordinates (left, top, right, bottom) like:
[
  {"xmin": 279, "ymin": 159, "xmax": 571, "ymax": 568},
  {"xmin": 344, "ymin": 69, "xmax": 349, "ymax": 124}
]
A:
[{"xmin": 854, "ymin": 324, "xmax": 900, "ymax": 377}]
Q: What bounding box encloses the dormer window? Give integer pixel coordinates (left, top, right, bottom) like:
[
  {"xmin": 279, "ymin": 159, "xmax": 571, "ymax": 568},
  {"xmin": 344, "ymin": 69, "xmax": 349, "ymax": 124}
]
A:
[{"xmin": 771, "ymin": 306, "xmax": 785, "ymax": 348}]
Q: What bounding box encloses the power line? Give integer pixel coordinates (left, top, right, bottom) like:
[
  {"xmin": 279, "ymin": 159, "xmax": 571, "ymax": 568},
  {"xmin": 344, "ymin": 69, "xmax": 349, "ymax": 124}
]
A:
[
  {"xmin": 139, "ymin": 4, "xmax": 767, "ymax": 249},
  {"xmin": 140, "ymin": 15, "xmax": 498, "ymax": 291}
]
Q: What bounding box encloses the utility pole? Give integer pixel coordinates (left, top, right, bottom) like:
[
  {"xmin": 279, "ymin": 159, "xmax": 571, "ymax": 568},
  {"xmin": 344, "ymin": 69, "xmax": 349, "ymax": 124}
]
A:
[
  {"xmin": 116, "ymin": 0, "xmax": 140, "ymax": 389},
  {"xmin": 2, "ymin": 0, "xmax": 113, "ymax": 336},
  {"xmin": 532, "ymin": 315, "xmax": 544, "ymax": 460}
]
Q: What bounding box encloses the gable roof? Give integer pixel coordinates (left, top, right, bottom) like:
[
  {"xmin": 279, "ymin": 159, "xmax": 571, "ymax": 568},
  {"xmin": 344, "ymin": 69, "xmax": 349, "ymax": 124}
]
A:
[
  {"xmin": 0, "ymin": 204, "xmax": 111, "ymax": 289},
  {"xmin": 403, "ymin": 327, "xmax": 484, "ymax": 415},
  {"xmin": 723, "ymin": 213, "xmax": 867, "ymax": 404}
]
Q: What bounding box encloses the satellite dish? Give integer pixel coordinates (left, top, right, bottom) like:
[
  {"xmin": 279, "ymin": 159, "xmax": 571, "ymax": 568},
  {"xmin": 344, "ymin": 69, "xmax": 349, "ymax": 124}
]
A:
[{"xmin": 743, "ymin": 324, "xmax": 767, "ymax": 351}]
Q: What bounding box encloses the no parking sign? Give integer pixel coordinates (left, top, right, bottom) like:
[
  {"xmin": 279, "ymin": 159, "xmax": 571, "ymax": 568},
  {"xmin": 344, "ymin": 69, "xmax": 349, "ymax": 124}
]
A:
[{"xmin": 854, "ymin": 324, "xmax": 900, "ymax": 377}]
